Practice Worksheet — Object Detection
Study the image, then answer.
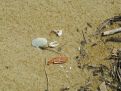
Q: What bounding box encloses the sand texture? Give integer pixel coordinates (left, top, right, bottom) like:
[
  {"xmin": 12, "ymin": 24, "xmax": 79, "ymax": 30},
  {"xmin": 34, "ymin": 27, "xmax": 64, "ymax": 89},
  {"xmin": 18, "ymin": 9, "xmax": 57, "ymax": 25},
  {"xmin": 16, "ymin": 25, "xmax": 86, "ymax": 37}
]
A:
[{"xmin": 0, "ymin": 0, "xmax": 121, "ymax": 91}]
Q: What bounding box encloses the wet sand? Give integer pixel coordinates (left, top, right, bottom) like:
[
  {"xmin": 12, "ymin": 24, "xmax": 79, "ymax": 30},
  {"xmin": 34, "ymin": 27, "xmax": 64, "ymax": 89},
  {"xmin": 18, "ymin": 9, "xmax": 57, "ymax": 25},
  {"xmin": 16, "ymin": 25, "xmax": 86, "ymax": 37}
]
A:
[{"xmin": 0, "ymin": 0, "xmax": 121, "ymax": 91}]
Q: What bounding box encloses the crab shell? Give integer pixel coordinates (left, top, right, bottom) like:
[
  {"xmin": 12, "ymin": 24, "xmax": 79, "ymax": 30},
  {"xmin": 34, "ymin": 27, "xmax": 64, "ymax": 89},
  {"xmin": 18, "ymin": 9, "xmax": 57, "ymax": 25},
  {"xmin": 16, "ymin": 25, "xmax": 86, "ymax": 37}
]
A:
[{"xmin": 47, "ymin": 55, "xmax": 68, "ymax": 65}]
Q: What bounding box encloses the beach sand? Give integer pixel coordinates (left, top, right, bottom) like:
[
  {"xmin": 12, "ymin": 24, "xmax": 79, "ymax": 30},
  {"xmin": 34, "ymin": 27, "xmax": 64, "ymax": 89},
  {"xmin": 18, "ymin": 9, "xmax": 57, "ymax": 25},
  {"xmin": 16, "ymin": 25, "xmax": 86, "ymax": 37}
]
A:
[{"xmin": 0, "ymin": 0, "xmax": 121, "ymax": 91}]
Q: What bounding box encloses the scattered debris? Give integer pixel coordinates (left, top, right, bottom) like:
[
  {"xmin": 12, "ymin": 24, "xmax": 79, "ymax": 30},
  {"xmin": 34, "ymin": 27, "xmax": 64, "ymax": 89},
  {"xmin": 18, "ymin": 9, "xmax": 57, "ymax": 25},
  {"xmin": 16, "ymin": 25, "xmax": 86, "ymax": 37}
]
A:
[
  {"xmin": 32, "ymin": 38, "xmax": 48, "ymax": 48},
  {"xmin": 96, "ymin": 16, "xmax": 121, "ymax": 34},
  {"xmin": 49, "ymin": 41, "xmax": 59, "ymax": 48},
  {"xmin": 106, "ymin": 81, "xmax": 118, "ymax": 90},
  {"xmin": 99, "ymin": 82, "xmax": 107, "ymax": 91},
  {"xmin": 102, "ymin": 27, "xmax": 121, "ymax": 36},
  {"xmin": 108, "ymin": 48, "xmax": 121, "ymax": 90},
  {"xmin": 98, "ymin": 78, "xmax": 117, "ymax": 90},
  {"xmin": 31, "ymin": 16, "xmax": 121, "ymax": 91},
  {"xmin": 47, "ymin": 55, "xmax": 68, "ymax": 65},
  {"xmin": 106, "ymin": 37, "xmax": 121, "ymax": 42},
  {"xmin": 82, "ymin": 64, "xmax": 110, "ymax": 77},
  {"xmin": 50, "ymin": 30, "xmax": 63, "ymax": 37}
]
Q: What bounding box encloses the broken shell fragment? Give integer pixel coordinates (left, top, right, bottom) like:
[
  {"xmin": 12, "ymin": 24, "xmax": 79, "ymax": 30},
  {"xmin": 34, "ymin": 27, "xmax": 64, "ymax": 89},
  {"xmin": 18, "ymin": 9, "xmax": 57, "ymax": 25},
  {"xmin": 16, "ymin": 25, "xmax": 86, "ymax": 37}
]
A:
[
  {"xmin": 49, "ymin": 41, "xmax": 59, "ymax": 48},
  {"xmin": 32, "ymin": 38, "xmax": 48, "ymax": 48},
  {"xmin": 52, "ymin": 30, "xmax": 63, "ymax": 37},
  {"xmin": 47, "ymin": 55, "xmax": 68, "ymax": 65}
]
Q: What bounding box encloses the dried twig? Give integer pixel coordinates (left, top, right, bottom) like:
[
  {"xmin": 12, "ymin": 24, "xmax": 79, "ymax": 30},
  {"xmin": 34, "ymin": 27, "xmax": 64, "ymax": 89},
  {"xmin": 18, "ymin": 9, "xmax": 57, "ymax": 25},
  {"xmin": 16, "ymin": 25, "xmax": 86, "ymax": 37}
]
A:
[
  {"xmin": 44, "ymin": 58, "xmax": 49, "ymax": 91},
  {"xmin": 102, "ymin": 27, "xmax": 121, "ymax": 36},
  {"xmin": 106, "ymin": 37, "xmax": 121, "ymax": 42},
  {"xmin": 96, "ymin": 16, "xmax": 121, "ymax": 34},
  {"xmin": 81, "ymin": 30, "xmax": 87, "ymax": 45}
]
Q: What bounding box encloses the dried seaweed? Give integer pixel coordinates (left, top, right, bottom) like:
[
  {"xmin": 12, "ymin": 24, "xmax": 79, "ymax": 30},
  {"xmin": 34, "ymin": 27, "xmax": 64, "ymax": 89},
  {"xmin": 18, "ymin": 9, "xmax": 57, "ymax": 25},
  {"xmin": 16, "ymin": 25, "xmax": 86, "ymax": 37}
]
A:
[
  {"xmin": 109, "ymin": 49, "xmax": 121, "ymax": 90},
  {"xmin": 96, "ymin": 16, "xmax": 121, "ymax": 35}
]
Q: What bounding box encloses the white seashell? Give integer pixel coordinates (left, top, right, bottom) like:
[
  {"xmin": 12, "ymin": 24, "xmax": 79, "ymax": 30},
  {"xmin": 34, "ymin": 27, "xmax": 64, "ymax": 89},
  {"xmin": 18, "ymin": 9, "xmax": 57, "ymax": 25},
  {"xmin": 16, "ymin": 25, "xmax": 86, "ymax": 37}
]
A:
[
  {"xmin": 32, "ymin": 38, "xmax": 48, "ymax": 48},
  {"xmin": 53, "ymin": 30, "xmax": 63, "ymax": 37},
  {"xmin": 48, "ymin": 41, "xmax": 59, "ymax": 48}
]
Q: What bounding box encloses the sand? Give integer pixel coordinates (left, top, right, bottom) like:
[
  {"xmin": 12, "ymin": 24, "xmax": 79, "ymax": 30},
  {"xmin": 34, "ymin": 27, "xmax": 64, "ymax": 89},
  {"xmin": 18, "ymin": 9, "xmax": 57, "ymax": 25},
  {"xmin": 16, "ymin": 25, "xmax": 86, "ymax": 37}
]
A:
[{"xmin": 0, "ymin": 0, "xmax": 121, "ymax": 91}]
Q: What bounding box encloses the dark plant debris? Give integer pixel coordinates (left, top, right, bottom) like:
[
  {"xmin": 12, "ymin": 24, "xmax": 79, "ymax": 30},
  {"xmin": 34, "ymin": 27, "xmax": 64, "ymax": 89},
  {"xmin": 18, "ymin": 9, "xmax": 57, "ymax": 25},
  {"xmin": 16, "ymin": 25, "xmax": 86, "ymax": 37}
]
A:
[
  {"xmin": 87, "ymin": 22, "xmax": 92, "ymax": 28},
  {"xmin": 96, "ymin": 15, "xmax": 121, "ymax": 35},
  {"xmin": 106, "ymin": 37, "xmax": 121, "ymax": 42}
]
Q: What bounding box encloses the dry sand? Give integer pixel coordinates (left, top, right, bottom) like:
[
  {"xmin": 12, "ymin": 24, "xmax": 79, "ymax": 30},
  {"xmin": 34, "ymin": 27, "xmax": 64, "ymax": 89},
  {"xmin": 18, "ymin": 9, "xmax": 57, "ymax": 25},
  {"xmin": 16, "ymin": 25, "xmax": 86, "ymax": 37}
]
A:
[{"xmin": 0, "ymin": 0, "xmax": 121, "ymax": 91}]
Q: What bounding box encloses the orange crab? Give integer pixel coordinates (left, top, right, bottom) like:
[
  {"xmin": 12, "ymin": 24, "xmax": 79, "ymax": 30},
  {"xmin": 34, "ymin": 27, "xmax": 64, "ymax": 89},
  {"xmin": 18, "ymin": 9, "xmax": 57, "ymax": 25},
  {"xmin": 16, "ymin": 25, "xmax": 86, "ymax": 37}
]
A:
[{"xmin": 47, "ymin": 55, "xmax": 68, "ymax": 65}]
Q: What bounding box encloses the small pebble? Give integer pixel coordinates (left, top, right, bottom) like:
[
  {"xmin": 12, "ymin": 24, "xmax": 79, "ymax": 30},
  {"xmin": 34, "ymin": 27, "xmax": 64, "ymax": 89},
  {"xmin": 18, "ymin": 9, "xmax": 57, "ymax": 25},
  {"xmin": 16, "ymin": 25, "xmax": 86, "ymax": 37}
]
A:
[{"xmin": 32, "ymin": 38, "xmax": 48, "ymax": 48}]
